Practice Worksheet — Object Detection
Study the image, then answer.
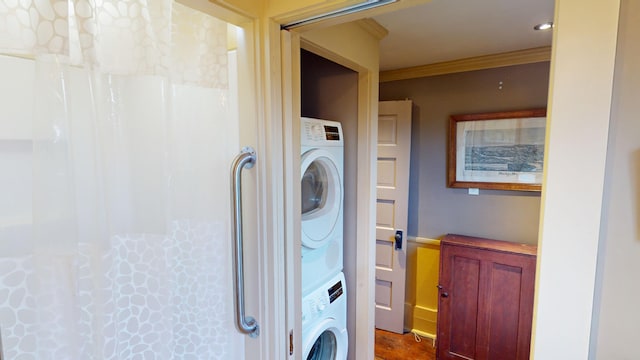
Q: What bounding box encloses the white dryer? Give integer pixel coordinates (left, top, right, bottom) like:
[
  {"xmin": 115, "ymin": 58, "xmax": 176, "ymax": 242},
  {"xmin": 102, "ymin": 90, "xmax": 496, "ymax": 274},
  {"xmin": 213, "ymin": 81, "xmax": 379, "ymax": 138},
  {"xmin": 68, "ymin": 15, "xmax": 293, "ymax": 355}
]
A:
[
  {"xmin": 300, "ymin": 117, "xmax": 344, "ymax": 295},
  {"xmin": 302, "ymin": 272, "xmax": 348, "ymax": 360}
]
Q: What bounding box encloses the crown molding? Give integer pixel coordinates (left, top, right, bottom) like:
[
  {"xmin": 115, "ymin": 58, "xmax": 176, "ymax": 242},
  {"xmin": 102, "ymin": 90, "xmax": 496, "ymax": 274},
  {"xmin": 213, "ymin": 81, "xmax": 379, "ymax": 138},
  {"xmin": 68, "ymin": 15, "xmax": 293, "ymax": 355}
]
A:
[
  {"xmin": 355, "ymin": 18, "xmax": 389, "ymax": 40},
  {"xmin": 380, "ymin": 46, "xmax": 552, "ymax": 82}
]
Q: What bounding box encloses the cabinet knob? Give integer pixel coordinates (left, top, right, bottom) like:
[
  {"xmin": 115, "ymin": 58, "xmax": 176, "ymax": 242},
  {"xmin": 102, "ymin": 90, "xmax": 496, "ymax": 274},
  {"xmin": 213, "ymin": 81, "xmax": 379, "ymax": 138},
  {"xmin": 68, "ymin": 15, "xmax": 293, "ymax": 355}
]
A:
[{"xmin": 441, "ymin": 292, "xmax": 449, "ymax": 298}]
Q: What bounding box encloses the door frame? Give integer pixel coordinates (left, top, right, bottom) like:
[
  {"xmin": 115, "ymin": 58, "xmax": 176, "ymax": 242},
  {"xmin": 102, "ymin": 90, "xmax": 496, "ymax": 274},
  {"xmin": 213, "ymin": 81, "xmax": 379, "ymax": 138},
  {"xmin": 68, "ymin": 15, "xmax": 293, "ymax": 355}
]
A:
[
  {"xmin": 281, "ymin": 1, "xmax": 623, "ymax": 358},
  {"xmin": 282, "ymin": 22, "xmax": 385, "ymax": 359},
  {"xmin": 531, "ymin": 1, "xmax": 621, "ymax": 358},
  {"xmin": 374, "ymin": 100, "xmax": 413, "ymax": 334}
]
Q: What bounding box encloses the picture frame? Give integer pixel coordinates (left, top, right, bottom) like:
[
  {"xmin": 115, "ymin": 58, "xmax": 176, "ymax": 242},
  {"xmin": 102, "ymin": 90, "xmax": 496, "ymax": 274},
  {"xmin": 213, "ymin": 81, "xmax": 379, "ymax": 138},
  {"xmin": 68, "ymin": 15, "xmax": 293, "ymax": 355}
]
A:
[{"xmin": 448, "ymin": 108, "xmax": 547, "ymax": 192}]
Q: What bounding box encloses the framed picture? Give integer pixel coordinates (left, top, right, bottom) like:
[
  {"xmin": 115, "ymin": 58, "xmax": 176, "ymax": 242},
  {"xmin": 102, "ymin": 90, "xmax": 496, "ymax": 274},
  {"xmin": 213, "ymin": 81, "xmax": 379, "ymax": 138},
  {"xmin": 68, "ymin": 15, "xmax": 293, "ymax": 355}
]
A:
[{"xmin": 448, "ymin": 108, "xmax": 547, "ymax": 191}]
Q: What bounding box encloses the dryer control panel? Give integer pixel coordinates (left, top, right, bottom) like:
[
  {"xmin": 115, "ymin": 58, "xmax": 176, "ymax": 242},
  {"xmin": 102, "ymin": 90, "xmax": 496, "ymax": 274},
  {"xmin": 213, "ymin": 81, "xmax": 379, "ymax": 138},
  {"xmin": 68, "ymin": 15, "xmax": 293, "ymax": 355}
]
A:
[{"xmin": 301, "ymin": 117, "xmax": 343, "ymax": 145}]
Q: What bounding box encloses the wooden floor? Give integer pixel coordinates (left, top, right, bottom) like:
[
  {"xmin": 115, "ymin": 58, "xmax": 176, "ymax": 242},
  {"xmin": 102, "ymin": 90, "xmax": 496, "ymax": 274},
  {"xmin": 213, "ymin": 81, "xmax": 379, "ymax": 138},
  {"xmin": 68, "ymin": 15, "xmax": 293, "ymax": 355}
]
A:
[{"xmin": 374, "ymin": 329, "xmax": 436, "ymax": 360}]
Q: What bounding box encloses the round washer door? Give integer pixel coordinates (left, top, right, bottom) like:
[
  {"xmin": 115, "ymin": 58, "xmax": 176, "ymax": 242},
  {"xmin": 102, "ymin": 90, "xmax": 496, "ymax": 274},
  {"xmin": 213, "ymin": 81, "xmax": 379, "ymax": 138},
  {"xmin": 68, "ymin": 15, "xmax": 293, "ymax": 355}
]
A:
[
  {"xmin": 300, "ymin": 149, "xmax": 342, "ymax": 249},
  {"xmin": 303, "ymin": 318, "xmax": 348, "ymax": 360}
]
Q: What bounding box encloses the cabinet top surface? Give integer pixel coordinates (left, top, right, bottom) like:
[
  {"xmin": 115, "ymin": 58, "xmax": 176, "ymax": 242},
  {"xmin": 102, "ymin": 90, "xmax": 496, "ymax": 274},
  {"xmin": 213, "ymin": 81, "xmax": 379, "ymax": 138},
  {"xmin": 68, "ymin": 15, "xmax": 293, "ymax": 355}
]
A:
[{"xmin": 442, "ymin": 234, "xmax": 538, "ymax": 256}]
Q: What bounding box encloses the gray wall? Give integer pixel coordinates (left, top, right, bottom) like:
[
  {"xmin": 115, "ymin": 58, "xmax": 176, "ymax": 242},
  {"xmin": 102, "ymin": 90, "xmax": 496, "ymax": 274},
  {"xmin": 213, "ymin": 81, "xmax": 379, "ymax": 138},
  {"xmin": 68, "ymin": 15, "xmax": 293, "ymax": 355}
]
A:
[
  {"xmin": 592, "ymin": 0, "xmax": 640, "ymax": 357},
  {"xmin": 380, "ymin": 62, "xmax": 550, "ymax": 244}
]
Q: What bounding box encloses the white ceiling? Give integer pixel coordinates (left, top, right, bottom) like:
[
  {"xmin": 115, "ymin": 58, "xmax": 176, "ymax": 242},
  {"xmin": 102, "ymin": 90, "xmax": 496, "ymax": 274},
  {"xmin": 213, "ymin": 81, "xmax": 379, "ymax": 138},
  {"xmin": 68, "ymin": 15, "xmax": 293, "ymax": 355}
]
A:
[{"xmin": 372, "ymin": 0, "xmax": 555, "ymax": 71}]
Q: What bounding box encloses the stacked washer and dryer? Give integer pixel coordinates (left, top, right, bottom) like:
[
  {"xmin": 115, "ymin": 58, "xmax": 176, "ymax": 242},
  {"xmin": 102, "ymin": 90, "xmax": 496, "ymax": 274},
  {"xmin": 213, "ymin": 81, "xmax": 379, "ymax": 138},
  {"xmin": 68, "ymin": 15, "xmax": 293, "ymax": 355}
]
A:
[{"xmin": 300, "ymin": 117, "xmax": 348, "ymax": 360}]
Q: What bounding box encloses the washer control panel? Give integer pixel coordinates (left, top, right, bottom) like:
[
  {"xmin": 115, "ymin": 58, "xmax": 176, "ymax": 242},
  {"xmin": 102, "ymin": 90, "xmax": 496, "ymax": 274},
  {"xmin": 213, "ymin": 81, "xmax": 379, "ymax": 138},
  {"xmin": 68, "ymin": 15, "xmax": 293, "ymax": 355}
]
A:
[{"xmin": 302, "ymin": 276, "xmax": 345, "ymax": 325}]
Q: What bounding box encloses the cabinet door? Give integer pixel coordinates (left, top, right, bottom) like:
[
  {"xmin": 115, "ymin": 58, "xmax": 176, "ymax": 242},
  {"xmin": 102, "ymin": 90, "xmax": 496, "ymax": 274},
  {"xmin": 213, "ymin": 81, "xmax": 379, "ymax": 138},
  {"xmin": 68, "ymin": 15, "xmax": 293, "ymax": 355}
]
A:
[
  {"xmin": 437, "ymin": 243, "xmax": 536, "ymax": 360},
  {"xmin": 437, "ymin": 244, "xmax": 482, "ymax": 360},
  {"xmin": 478, "ymin": 248, "xmax": 536, "ymax": 360}
]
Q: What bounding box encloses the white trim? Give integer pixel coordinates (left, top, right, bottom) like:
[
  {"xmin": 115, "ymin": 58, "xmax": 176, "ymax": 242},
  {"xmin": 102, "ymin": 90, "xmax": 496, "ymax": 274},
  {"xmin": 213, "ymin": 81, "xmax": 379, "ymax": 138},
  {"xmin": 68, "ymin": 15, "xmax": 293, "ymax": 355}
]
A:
[
  {"xmin": 357, "ymin": 69, "xmax": 378, "ymax": 360},
  {"xmin": 260, "ymin": 19, "xmax": 291, "ymax": 360},
  {"xmin": 531, "ymin": 1, "xmax": 621, "ymax": 359},
  {"xmin": 408, "ymin": 236, "xmax": 441, "ymax": 246},
  {"xmin": 280, "ymin": 28, "xmax": 303, "ymax": 360}
]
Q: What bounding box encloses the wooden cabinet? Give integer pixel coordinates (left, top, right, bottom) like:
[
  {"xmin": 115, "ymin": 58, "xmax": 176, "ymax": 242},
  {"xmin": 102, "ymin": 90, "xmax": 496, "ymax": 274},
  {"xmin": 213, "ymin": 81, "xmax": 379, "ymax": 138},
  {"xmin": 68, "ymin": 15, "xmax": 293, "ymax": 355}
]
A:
[{"xmin": 437, "ymin": 234, "xmax": 537, "ymax": 360}]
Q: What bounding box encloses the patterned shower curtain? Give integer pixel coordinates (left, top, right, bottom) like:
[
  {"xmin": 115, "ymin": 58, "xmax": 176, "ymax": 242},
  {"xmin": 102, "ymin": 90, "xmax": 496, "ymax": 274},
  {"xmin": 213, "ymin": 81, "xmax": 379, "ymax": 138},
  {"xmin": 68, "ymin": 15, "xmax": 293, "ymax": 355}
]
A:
[{"xmin": 0, "ymin": 1, "xmax": 242, "ymax": 358}]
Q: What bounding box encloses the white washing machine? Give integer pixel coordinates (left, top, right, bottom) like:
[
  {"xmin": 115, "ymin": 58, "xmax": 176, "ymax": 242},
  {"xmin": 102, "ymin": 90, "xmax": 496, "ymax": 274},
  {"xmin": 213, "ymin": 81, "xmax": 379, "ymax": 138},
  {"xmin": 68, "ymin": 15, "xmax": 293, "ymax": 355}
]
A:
[
  {"xmin": 300, "ymin": 117, "xmax": 344, "ymax": 295},
  {"xmin": 302, "ymin": 272, "xmax": 348, "ymax": 360}
]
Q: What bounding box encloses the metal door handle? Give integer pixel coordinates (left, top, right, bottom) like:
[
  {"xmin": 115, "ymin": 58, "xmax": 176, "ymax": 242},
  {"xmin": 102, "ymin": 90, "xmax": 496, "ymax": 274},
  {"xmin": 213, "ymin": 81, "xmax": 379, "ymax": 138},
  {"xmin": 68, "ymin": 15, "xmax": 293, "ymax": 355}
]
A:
[{"xmin": 231, "ymin": 146, "xmax": 259, "ymax": 338}]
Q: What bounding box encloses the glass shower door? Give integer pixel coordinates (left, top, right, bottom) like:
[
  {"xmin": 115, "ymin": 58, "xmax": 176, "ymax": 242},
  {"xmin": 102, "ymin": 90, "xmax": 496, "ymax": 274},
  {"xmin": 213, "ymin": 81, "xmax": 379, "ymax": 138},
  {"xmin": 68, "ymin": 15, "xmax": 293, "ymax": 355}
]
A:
[{"xmin": 0, "ymin": 1, "xmax": 261, "ymax": 358}]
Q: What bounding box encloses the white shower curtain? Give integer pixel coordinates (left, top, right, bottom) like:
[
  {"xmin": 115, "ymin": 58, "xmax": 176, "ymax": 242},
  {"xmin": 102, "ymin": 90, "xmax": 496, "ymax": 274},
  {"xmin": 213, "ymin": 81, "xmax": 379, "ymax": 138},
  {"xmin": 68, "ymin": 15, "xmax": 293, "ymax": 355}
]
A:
[{"xmin": 0, "ymin": 1, "xmax": 242, "ymax": 358}]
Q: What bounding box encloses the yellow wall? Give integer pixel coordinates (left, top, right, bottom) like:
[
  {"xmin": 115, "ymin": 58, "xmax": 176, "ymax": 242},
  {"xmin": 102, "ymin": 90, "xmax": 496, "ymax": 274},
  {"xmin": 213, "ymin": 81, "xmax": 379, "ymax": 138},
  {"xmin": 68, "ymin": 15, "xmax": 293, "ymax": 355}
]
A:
[{"xmin": 405, "ymin": 238, "xmax": 440, "ymax": 339}]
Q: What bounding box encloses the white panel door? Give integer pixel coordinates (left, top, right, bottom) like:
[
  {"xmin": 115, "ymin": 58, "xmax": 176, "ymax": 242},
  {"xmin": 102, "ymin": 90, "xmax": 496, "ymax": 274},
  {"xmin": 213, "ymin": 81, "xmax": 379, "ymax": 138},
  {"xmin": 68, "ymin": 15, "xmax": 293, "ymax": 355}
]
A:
[{"xmin": 375, "ymin": 100, "xmax": 413, "ymax": 333}]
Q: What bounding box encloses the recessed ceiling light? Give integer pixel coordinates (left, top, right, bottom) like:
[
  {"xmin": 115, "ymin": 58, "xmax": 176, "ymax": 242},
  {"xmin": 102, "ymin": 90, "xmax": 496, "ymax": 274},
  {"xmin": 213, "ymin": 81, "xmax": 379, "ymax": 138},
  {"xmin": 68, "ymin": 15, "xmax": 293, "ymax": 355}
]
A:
[{"xmin": 534, "ymin": 22, "xmax": 554, "ymax": 31}]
